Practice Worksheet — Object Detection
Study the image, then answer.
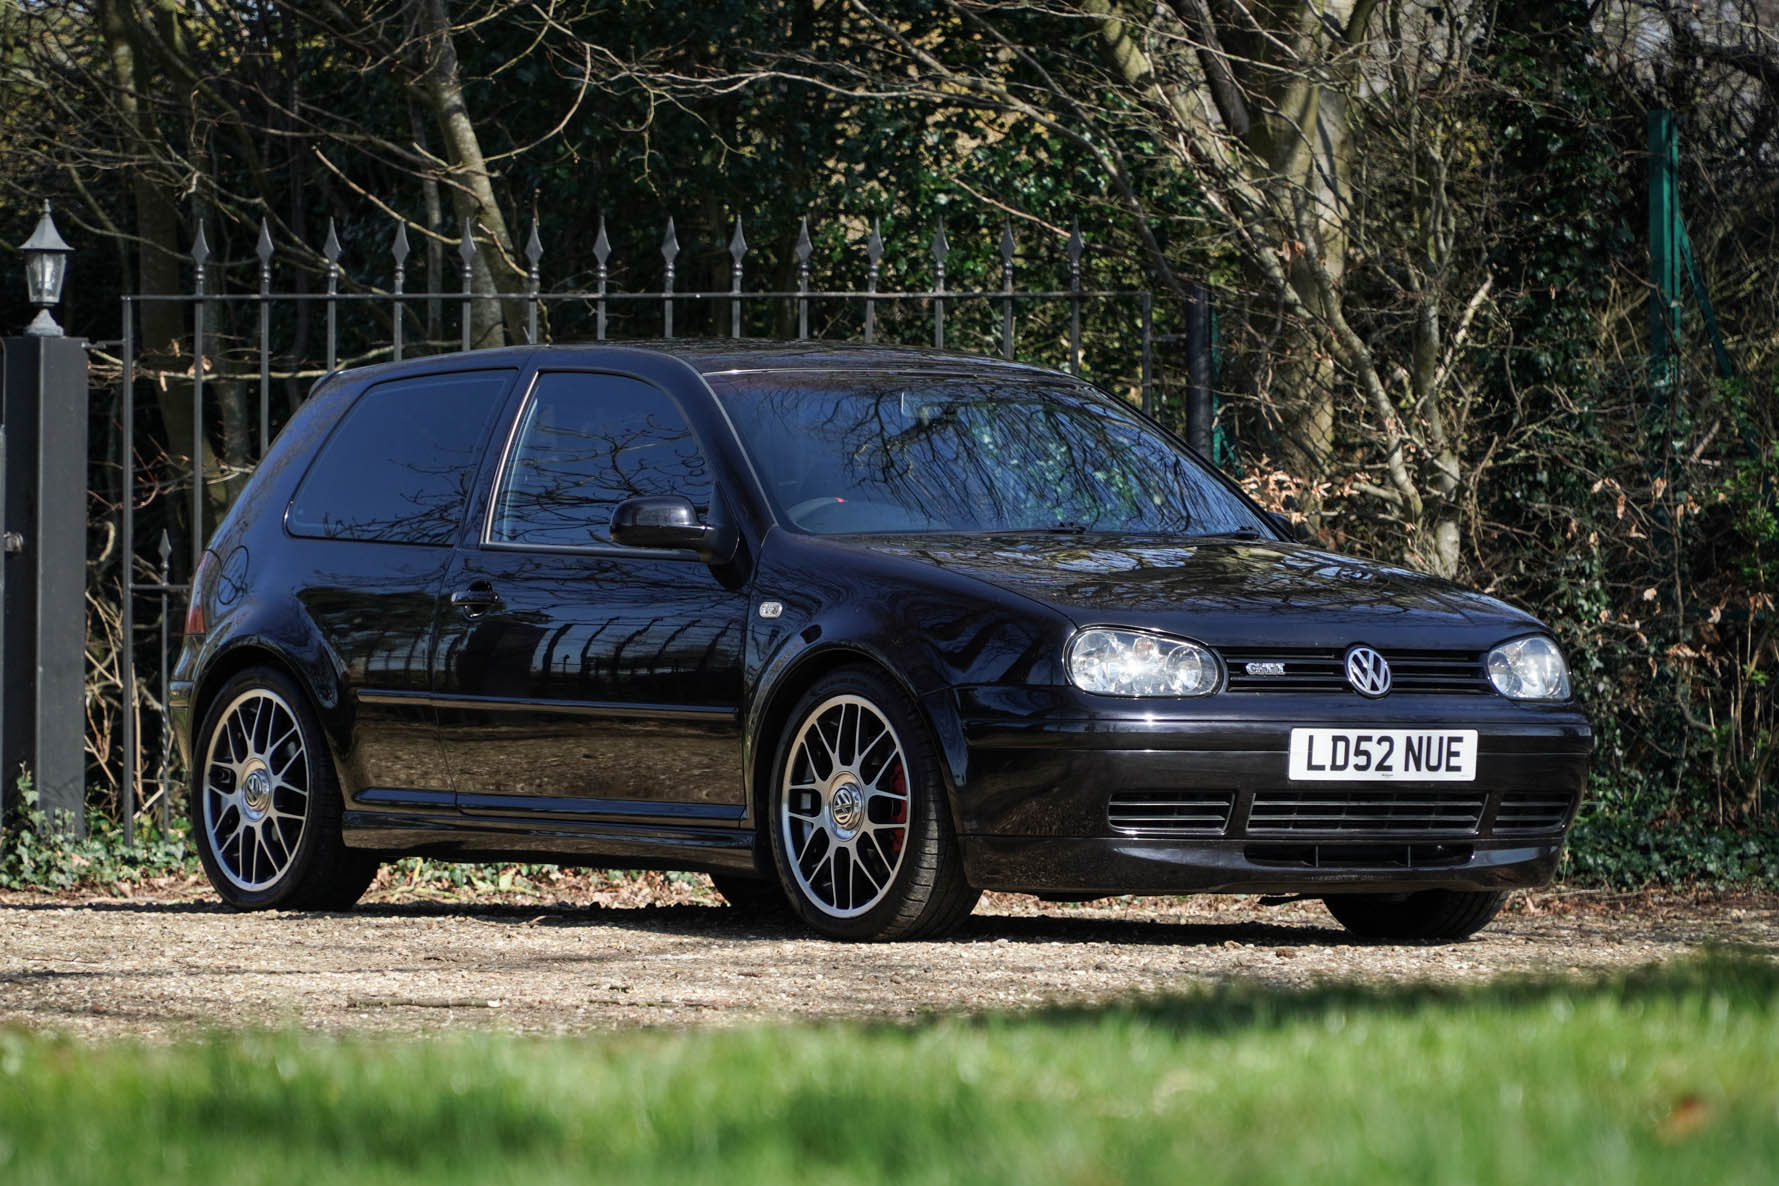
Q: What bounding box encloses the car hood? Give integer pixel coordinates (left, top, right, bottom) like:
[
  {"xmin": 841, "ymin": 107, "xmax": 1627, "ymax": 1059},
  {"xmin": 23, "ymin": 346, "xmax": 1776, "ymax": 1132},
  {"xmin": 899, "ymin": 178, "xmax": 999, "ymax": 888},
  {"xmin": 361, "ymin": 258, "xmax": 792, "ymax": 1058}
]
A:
[{"xmin": 837, "ymin": 532, "xmax": 1547, "ymax": 651}]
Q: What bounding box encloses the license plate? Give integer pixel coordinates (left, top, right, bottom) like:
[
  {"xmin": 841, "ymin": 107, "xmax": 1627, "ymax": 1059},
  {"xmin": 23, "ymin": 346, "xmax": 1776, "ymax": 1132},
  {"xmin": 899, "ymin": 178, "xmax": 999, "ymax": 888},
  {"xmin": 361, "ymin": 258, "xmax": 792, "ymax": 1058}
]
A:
[{"xmin": 1288, "ymin": 728, "xmax": 1478, "ymax": 782}]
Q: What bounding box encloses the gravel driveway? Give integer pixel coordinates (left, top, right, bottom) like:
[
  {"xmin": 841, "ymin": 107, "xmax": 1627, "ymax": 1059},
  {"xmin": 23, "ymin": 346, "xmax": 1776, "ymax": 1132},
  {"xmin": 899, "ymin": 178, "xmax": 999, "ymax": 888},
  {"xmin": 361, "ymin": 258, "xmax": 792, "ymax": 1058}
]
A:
[{"xmin": 4, "ymin": 874, "xmax": 1774, "ymax": 1040}]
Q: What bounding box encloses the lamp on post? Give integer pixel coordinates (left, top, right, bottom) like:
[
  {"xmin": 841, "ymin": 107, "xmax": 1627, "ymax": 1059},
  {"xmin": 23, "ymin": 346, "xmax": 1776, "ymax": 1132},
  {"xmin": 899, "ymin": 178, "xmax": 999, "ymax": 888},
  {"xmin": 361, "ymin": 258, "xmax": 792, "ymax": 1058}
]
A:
[
  {"xmin": 3, "ymin": 197, "xmax": 88, "ymax": 836},
  {"xmin": 20, "ymin": 201, "xmax": 73, "ymax": 338}
]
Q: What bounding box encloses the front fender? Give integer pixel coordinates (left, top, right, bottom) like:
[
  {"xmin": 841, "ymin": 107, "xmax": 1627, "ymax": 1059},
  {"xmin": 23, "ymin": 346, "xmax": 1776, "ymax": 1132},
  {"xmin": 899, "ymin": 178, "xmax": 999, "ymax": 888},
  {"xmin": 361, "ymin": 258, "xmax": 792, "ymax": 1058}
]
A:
[{"xmin": 742, "ymin": 530, "xmax": 1073, "ymax": 831}]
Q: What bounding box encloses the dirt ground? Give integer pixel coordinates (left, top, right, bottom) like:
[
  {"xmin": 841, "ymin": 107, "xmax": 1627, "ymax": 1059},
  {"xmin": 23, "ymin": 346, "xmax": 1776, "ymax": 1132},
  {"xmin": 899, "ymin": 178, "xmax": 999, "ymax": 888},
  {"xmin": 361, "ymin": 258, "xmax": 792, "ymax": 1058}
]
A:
[{"xmin": 3, "ymin": 871, "xmax": 1775, "ymax": 1040}]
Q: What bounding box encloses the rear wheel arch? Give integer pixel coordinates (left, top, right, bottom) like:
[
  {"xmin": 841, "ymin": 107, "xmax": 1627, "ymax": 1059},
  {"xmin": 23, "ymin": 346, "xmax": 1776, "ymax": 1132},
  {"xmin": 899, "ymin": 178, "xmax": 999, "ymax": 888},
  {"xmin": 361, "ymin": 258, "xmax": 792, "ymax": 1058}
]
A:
[{"xmin": 191, "ymin": 643, "xmax": 348, "ymax": 778}]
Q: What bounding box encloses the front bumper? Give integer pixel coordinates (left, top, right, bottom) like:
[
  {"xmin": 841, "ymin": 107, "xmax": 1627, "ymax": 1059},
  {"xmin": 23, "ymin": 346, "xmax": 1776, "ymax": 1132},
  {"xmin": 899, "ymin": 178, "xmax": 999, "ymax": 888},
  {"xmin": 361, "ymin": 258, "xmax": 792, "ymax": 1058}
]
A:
[{"xmin": 950, "ymin": 686, "xmax": 1592, "ymax": 896}]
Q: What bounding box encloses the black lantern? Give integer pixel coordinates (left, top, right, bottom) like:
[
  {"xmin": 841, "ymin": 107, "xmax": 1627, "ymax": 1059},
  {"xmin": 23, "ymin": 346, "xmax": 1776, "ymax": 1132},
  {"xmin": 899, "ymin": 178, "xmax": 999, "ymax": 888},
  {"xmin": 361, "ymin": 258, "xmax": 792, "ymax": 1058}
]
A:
[{"xmin": 20, "ymin": 200, "xmax": 73, "ymax": 337}]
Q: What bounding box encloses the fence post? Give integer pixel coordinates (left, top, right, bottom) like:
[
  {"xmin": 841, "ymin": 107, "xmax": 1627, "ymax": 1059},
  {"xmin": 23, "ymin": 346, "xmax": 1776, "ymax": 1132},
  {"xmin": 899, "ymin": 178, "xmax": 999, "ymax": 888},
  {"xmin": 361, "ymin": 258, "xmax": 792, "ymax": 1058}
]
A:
[
  {"xmin": 1000, "ymin": 220, "xmax": 1015, "ymax": 360},
  {"xmin": 795, "ymin": 217, "xmax": 812, "ymax": 341},
  {"xmin": 729, "ymin": 216, "xmax": 747, "ymax": 339},
  {"xmin": 864, "ymin": 220, "xmax": 882, "ymax": 345},
  {"xmin": 1066, "ymin": 220, "xmax": 1083, "ymax": 375},
  {"xmin": 661, "ymin": 217, "xmax": 679, "ymax": 339},
  {"xmin": 931, "ymin": 220, "xmax": 948, "ymax": 350},
  {"xmin": 1185, "ymin": 281, "xmax": 1213, "ymax": 457}
]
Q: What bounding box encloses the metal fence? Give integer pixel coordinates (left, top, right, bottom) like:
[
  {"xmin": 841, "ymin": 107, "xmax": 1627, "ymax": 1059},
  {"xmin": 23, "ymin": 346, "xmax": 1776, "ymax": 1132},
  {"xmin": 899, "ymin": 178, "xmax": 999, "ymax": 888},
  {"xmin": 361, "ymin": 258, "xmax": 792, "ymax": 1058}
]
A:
[{"xmin": 113, "ymin": 205, "xmax": 1206, "ymax": 840}]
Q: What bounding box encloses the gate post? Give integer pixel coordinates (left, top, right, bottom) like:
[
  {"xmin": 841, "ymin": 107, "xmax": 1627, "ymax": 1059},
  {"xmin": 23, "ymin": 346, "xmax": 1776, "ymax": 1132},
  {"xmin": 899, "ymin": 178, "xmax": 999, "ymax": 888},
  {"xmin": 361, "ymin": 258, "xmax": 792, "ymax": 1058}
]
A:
[
  {"xmin": 1, "ymin": 205, "xmax": 89, "ymax": 835},
  {"xmin": 1184, "ymin": 281, "xmax": 1214, "ymax": 459}
]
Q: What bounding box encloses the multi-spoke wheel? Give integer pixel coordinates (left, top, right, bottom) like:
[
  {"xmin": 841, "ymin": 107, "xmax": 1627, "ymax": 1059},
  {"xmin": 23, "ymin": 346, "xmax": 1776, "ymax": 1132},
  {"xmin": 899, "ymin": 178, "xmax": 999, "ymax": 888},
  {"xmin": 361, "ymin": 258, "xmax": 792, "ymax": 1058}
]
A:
[
  {"xmin": 192, "ymin": 667, "xmax": 378, "ymax": 910},
  {"xmin": 768, "ymin": 667, "xmax": 979, "ymax": 940}
]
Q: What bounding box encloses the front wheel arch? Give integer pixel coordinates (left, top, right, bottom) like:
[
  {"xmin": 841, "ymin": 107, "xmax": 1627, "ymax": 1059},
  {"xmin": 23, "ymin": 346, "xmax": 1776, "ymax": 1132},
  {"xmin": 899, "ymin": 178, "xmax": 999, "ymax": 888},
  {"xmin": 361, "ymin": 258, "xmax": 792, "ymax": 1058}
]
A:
[
  {"xmin": 762, "ymin": 664, "xmax": 980, "ymax": 939},
  {"xmin": 747, "ymin": 646, "xmax": 968, "ymax": 860}
]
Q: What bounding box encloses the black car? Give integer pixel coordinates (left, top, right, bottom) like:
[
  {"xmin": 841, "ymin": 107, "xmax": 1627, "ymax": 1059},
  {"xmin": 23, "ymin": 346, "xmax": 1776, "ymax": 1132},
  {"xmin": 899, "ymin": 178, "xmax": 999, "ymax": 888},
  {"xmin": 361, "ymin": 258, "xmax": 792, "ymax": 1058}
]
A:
[{"xmin": 170, "ymin": 342, "xmax": 1591, "ymax": 942}]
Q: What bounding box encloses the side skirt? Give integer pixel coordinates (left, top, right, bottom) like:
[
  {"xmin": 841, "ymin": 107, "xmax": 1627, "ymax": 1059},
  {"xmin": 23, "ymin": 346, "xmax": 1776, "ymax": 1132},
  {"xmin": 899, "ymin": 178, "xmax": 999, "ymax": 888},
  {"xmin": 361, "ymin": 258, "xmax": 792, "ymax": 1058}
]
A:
[{"xmin": 341, "ymin": 808, "xmax": 761, "ymax": 875}]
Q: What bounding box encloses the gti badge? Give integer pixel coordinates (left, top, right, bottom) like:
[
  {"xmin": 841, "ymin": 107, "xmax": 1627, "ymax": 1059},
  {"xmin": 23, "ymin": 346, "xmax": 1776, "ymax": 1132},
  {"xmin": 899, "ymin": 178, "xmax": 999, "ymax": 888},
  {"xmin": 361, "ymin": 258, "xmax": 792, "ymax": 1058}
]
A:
[{"xmin": 1345, "ymin": 645, "xmax": 1392, "ymax": 697}]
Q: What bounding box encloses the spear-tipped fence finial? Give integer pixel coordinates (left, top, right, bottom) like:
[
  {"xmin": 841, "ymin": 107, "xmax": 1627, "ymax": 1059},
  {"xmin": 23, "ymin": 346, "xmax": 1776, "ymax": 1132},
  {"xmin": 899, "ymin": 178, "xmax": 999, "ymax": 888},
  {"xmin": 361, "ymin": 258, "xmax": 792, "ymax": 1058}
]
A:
[
  {"xmin": 392, "ymin": 220, "xmax": 411, "ymax": 361},
  {"xmin": 191, "ymin": 221, "xmax": 210, "ymax": 293},
  {"xmin": 459, "ymin": 217, "xmax": 477, "ymax": 350},
  {"xmin": 730, "ymin": 215, "xmax": 748, "ymax": 339},
  {"xmin": 256, "ymin": 218, "xmax": 274, "ymax": 285},
  {"xmin": 796, "ymin": 216, "xmax": 813, "ymax": 339},
  {"xmin": 525, "ymin": 217, "xmax": 543, "ymax": 343},
  {"xmin": 662, "ymin": 215, "xmax": 679, "ymax": 337},
  {"xmin": 594, "ymin": 215, "xmax": 610, "ymax": 340}
]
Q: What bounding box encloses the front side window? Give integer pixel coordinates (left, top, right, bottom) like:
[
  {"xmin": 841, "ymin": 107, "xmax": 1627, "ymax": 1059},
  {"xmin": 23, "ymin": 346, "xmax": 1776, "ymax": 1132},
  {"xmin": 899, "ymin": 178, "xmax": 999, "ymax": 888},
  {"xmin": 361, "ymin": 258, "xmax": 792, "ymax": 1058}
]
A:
[
  {"xmin": 490, "ymin": 372, "xmax": 713, "ymax": 548},
  {"xmin": 710, "ymin": 371, "xmax": 1269, "ymax": 537},
  {"xmin": 287, "ymin": 370, "xmax": 511, "ymax": 545}
]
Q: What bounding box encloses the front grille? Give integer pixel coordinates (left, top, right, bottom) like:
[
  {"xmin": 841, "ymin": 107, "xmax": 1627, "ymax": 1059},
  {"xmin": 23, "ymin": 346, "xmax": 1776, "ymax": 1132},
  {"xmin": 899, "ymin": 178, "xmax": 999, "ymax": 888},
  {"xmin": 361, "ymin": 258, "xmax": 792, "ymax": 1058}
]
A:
[
  {"xmin": 1247, "ymin": 790, "xmax": 1486, "ymax": 834},
  {"xmin": 1494, "ymin": 791, "xmax": 1577, "ymax": 834},
  {"xmin": 1221, "ymin": 647, "xmax": 1489, "ymax": 695},
  {"xmin": 1108, "ymin": 790, "xmax": 1234, "ymax": 836}
]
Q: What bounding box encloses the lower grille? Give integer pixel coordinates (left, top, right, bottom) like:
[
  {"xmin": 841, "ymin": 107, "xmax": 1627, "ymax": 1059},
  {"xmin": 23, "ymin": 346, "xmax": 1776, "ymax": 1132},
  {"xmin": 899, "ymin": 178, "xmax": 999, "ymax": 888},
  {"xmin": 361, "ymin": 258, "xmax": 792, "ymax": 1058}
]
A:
[
  {"xmin": 1248, "ymin": 790, "xmax": 1485, "ymax": 834},
  {"xmin": 1245, "ymin": 843, "xmax": 1474, "ymax": 868},
  {"xmin": 1494, "ymin": 791, "xmax": 1577, "ymax": 834},
  {"xmin": 1221, "ymin": 647, "xmax": 1489, "ymax": 695},
  {"xmin": 1108, "ymin": 790, "xmax": 1234, "ymax": 836}
]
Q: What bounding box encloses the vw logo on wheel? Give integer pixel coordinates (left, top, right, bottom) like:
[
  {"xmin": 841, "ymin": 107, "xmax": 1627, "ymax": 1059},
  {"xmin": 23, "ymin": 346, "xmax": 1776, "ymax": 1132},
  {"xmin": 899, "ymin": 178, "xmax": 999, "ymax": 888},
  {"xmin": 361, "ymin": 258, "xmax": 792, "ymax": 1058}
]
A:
[{"xmin": 1345, "ymin": 645, "xmax": 1393, "ymax": 697}]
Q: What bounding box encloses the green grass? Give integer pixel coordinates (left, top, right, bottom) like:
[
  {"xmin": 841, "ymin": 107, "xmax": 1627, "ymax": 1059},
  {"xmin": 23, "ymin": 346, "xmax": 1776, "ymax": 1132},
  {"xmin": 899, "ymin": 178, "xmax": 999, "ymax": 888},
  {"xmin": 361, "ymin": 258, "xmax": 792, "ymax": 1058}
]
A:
[{"xmin": 3, "ymin": 953, "xmax": 1776, "ymax": 1185}]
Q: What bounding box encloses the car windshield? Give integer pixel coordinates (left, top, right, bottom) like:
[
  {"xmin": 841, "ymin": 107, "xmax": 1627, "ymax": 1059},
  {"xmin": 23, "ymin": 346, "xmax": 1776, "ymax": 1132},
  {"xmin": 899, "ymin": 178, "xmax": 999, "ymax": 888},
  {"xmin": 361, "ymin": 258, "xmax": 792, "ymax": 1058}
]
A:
[{"xmin": 709, "ymin": 370, "xmax": 1271, "ymax": 536}]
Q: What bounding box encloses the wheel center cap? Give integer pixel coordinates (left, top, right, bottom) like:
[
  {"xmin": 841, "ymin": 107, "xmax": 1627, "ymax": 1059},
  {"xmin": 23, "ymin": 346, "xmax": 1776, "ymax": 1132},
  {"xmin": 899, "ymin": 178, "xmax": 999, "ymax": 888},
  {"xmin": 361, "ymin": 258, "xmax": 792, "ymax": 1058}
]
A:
[
  {"xmin": 829, "ymin": 781, "xmax": 864, "ymax": 836},
  {"xmin": 242, "ymin": 765, "xmax": 273, "ymax": 819}
]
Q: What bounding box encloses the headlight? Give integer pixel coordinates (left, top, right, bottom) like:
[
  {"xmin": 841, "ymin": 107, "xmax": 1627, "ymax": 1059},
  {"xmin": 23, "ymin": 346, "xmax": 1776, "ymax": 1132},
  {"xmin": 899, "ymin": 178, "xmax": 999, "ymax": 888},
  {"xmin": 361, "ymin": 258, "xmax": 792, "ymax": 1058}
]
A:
[
  {"xmin": 1486, "ymin": 635, "xmax": 1571, "ymax": 700},
  {"xmin": 1067, "ymin": 628, "xmax": 1220, "ymax": 697}
]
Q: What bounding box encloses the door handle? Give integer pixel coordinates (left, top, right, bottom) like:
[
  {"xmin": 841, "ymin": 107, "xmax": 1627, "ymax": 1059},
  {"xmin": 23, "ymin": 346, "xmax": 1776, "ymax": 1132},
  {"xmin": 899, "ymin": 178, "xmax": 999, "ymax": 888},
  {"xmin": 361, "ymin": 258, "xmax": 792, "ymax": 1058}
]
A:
[{"xmin": 450, "ymin": 582, "xmax": 502, "ymax": 619}]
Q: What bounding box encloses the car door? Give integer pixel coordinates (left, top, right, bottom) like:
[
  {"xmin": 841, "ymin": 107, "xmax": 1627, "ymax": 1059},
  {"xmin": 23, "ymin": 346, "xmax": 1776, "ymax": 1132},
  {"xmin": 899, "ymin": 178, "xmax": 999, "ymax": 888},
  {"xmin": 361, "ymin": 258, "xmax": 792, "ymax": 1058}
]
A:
[
  {"xmin": 431, "ymin": 367, "xmax": 751, "ymax": 827},
  {"xmin": 283, "ymin": 366, "xmax": 516, "ymax": 811}
]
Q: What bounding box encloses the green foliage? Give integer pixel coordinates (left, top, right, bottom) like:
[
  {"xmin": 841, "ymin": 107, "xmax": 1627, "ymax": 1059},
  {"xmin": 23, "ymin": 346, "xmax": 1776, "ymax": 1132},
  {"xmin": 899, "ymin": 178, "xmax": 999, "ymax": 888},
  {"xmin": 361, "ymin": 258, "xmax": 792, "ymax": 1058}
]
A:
[
  {"xmin": 0, "ymin": 776, "xmax": 193, "ymax": 892},
  {"xmin": 2, "ymin": 953, "xmax": 1776, "ymax": 1185},
  {"xmin": 1566, "ymin": 814, "xmax": 1779, "ymax": 887},
  {"xmin": 1458, "ymin": 5, "xmax": 1778, "ymax": 886}
]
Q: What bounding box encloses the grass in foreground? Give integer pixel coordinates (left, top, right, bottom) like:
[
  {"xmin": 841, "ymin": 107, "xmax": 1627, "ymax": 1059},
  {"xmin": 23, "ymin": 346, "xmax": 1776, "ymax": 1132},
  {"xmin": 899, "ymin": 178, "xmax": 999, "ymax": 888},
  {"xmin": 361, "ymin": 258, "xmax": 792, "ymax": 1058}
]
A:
[{"xmin": 2, "ymin": 953, "xmax": 1776, "ymax": 1185}]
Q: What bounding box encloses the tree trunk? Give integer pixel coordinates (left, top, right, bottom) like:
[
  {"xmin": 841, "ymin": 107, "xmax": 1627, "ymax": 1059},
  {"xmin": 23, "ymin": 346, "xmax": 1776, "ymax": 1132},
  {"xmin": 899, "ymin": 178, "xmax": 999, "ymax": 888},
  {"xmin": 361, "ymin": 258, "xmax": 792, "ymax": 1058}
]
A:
[{"xmin": 410, "ymin": 0, "xmax": 525, "ymax": 348}]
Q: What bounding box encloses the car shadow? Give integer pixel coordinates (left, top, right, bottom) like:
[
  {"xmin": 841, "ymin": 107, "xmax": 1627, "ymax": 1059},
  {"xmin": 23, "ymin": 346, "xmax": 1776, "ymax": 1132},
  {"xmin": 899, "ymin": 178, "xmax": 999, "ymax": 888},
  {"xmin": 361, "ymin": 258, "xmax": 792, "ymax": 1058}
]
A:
[{"xmin": 0, "ymin": 895, "xmax": 1392, "ymax": 947}]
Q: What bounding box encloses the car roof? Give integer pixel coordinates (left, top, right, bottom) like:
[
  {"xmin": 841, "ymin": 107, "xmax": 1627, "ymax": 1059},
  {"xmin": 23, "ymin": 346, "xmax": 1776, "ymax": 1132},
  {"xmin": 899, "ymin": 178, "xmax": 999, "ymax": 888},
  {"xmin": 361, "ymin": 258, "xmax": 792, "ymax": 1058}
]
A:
[{"xmin": 326, "ymin": 339, "xmax": 1062, "ymax": 388}]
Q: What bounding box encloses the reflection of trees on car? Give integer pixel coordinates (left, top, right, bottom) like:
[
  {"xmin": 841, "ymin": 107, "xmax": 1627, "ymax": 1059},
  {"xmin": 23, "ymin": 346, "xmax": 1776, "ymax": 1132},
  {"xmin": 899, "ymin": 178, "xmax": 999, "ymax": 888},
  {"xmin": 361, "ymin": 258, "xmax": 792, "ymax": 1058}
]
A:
[
  {"xmin": 717, "ymin": 375, "xmax": 1267, "ymax": 536},
  {"xmin": 492, "ymin": 374, "xmax": 712, "ymax": 548}
]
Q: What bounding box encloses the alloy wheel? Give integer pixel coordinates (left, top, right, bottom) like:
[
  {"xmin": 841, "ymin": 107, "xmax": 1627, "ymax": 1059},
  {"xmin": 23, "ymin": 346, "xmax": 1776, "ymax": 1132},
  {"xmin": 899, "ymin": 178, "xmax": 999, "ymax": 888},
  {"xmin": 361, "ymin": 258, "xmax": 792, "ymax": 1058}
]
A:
[
  {"xmin": 200, "ymin": 688, "xmax": 311, "ymax": 893},
  {"xmin": 779, "ymin": 693, "xmax": 912, "ymax": 918}
]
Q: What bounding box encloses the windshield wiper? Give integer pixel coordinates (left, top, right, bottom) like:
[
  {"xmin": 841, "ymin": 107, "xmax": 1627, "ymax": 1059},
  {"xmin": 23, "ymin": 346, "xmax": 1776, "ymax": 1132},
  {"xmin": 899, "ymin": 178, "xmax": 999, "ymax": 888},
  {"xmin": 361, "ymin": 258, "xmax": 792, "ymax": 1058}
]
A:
[
  {"xmin": 1191, "ymin": 527, "xmax": 1264, "ymax": 540},
  {"xmin": 1040, "ymin": 521, "xmax": 1090, "ymax": 534}
]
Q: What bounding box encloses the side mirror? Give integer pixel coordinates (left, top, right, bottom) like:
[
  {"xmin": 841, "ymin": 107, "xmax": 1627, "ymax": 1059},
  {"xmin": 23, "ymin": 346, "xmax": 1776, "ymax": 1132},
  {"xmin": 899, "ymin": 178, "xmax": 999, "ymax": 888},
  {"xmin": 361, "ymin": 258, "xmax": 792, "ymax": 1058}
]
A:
[
  {"xmin": 1266, "ymin": 510, "xmax": 1314, "ymax": 544},
  {"xmin": 610, "ymin": 496, "xmax": 737, "ymax": 563}
]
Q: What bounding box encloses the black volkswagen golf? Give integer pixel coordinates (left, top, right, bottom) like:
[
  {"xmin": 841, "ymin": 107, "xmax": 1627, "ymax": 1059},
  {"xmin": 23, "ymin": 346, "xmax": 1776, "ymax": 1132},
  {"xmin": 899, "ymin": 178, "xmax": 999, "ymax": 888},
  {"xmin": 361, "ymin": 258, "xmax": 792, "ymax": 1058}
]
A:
[{"xmin": 170, "ymin": 342, "xmax": 1591, "ymax": 942}]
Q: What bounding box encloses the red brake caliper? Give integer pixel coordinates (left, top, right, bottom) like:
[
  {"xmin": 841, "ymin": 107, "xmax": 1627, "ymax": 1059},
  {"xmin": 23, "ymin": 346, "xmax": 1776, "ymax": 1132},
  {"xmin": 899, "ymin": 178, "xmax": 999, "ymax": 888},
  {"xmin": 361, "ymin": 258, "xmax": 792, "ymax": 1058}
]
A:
[{"xmin": 888, "ymin": 762, "xmax": 908, "ymax": 857}]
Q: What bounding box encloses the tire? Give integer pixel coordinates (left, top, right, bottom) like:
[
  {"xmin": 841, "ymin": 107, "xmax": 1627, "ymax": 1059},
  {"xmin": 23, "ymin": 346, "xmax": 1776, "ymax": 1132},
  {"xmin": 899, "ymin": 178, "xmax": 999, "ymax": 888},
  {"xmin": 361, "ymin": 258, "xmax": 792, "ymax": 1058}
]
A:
[
  {"xmin": 191, "ymin": 666, "xmax": 379, "ymax": 911},
  {"xmin": 709, "ymin": 873, "xmax": 792, "ymax": 915},
  {"xmin": 767, "ymin": 667, "xmax": 980, "ymax": 940},
  {"xmin": 1323, "ymin": 889, "xmax": 1508, "ymax": 941}
]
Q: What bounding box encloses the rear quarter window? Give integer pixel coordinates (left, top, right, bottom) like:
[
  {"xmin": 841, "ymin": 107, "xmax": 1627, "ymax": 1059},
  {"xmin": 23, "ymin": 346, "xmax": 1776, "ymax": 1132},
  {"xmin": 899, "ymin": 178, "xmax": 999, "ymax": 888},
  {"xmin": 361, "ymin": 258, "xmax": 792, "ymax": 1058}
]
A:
[{"xmin": 286, "ymin": 369, "xmax": 512, "ymax": 545}]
